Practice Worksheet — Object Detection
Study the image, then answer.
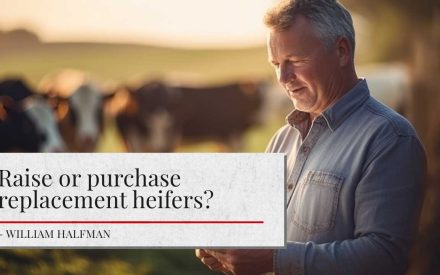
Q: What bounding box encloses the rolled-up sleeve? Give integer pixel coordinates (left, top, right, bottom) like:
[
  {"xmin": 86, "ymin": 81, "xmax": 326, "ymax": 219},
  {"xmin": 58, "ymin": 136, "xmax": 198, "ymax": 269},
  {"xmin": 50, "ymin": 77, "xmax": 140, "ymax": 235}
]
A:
[{"xmin": 274, "ymin": 134, "xmax": 426, "ymax": 275}]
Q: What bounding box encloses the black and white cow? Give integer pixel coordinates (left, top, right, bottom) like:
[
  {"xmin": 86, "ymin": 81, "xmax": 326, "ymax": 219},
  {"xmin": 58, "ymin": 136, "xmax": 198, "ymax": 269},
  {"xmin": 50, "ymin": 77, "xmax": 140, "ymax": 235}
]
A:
[
  {"xmin": 115, "ymin": 80, "xmax": 264, "ymax": 152},
  {"xmin": 40, "ymin": 71, "xmax": 114, "ymax": 152},
  {"xmin": 48, "ymin": 83, "xmax": 113, "ymax": 152}
]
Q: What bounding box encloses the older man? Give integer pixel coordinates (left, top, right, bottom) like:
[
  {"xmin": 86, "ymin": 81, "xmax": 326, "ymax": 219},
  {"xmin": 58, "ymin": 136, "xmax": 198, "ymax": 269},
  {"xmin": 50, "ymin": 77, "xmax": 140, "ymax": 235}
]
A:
[{"xmin": 196, "ymin": 0, "xmax": 426, "ymax": 274}]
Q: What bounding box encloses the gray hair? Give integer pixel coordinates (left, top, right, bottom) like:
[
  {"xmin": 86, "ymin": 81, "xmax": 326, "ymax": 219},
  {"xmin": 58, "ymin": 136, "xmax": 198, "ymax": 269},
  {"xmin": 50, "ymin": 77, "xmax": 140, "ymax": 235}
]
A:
[{"xmin": 264, "ymin": 0, "xmax": 355, "ymax": 55}]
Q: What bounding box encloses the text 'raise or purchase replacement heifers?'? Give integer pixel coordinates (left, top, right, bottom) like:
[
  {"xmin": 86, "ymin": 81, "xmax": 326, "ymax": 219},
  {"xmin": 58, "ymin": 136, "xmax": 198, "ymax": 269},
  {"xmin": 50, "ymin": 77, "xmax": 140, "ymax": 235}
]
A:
[{"xmin": 0, "ymin": 153, "xmax": 285, "ymax": 248}]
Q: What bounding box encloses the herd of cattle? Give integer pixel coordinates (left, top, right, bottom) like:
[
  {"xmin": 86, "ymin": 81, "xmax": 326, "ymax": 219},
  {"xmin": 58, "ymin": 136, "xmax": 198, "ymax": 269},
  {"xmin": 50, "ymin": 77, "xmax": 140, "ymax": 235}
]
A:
[
  {"xmin": 0, "ymin": 73, "xmax": 266, "ymax": 152},
  {"xmin": 0, "ymin": 66, "xmax": 411, "ymax": 153}
]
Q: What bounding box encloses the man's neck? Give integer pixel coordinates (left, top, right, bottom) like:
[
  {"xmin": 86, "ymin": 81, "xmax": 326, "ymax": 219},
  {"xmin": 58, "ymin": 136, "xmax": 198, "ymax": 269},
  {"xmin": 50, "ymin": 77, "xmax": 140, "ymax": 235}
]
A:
[{"xmin": 308, "ymin": 71, "xmax": 359, "ymax": 122}]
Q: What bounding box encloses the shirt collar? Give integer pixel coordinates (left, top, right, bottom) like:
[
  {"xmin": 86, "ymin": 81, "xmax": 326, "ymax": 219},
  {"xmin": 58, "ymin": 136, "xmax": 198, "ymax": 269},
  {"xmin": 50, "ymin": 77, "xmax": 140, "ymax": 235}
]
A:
[{"xmin": 286, "ymin": 79, "xmax": 370, "ymax": 131}]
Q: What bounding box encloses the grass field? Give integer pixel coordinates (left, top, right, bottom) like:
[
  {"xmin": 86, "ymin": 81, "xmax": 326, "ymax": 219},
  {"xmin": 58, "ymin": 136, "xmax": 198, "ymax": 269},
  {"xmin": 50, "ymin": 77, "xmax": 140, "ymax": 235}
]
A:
[{"xmin": 1, "ymin": 42, "xmax": 272, "ymax": 86}]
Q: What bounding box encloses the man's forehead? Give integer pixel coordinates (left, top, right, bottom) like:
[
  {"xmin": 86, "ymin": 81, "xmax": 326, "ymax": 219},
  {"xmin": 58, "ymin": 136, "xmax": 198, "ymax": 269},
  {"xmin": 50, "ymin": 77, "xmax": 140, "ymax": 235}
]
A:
[
  {"xmin": 267, "ymin": 33, "xmax": 306, "ymax": 57},
  {"xmin": 267, "ymin": 16, "xmax": 322, "ymax": 55}
]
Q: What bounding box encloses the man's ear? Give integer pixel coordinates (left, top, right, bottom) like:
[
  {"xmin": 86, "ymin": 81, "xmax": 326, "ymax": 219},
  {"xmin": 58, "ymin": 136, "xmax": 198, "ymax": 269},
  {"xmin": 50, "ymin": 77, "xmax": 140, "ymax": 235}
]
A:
[{"xmin": 335, "ymin": 36, "xmax": 352, "ymax": 67}]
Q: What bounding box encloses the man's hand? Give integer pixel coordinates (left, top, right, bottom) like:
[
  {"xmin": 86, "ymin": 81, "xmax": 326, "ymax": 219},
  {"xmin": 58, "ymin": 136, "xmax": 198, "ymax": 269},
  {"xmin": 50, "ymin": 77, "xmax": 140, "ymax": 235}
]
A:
[
  {"xmin": 195, "ymin": 249, "xmax": 273, "ymax": 274},
  {"xmin": 195, "ymin": 249, "xmax": 230, "ymax": 273}
]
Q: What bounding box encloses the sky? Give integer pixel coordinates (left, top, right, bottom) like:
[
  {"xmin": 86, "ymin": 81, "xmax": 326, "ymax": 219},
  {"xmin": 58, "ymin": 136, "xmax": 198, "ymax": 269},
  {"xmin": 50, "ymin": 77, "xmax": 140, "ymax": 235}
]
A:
[{"xmin": 0, "ymin": 0, "xmax": 276, "ymax": 49}]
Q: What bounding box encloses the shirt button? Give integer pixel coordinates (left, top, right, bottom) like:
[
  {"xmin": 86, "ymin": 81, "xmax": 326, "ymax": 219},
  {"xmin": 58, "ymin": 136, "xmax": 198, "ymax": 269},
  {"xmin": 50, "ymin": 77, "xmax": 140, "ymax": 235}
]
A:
[
  {"xmin": 315, "ymin": 118, "xmax": 325, "ymax": 127},
  {"xmin": 288, "ymin": 183, "xmax": 293, "ymax": 190},
  {"xmin": 301, "ymin": 146, "xmax": 310, "ymax": 153}
]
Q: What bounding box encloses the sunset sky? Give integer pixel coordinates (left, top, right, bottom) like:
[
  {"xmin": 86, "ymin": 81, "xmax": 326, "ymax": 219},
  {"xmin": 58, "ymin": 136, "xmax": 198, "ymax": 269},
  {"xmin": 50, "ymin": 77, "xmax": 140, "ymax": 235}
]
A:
[{"xmin": 0, "ymin": 0, "xmax": 276, "ymax": 48}]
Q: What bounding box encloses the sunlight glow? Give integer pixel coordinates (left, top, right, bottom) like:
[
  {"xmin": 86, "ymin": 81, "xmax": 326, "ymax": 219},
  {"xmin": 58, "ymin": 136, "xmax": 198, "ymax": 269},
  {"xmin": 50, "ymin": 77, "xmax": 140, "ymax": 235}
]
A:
[{"xmin": 0, "ymin": 0, "xmax": 276, "ymax": 48}]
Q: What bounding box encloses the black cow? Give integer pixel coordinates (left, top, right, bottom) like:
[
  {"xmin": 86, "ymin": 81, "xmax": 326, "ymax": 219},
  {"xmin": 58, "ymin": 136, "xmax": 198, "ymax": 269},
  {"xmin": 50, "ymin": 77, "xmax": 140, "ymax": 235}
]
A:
[
  {"xmin": 0, "ymin": 96, "xmax": 41, "ymax": 152},
  {"xmin": 0, "ymin": 79, "xmax": 65, "ymax": 152},
  {"xmin": 115, "ymin": 80, "xmax": 264, "ymax": 152}
]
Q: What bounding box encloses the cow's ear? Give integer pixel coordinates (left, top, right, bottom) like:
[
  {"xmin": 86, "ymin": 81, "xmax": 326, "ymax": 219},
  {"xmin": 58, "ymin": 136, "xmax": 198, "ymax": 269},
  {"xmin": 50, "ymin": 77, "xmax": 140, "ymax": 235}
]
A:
[
  {"xmin": 46, "ymin": 94, "xmax": 69, "ymax": 121},
  {"xmin": 0, "ymin": 97, "xmax": 8, "ymax": 121},
  {"xmin": 0, "ymin": 95, "xmax": 18, "ymax": 113},
  {"xmin": 55, "ymin": 100, "xmax": 69, "ymax": 121},
  {"xmin": 105, "ymin": 86, "xmax": 133, "ymax": 116}
]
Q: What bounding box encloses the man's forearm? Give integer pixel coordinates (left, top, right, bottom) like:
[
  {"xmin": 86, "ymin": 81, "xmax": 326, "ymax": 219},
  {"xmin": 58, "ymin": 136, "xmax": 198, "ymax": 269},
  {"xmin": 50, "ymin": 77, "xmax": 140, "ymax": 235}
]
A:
[{"xmin": 276, "ymin": 234, "xmax": 411, "ymax": 275}]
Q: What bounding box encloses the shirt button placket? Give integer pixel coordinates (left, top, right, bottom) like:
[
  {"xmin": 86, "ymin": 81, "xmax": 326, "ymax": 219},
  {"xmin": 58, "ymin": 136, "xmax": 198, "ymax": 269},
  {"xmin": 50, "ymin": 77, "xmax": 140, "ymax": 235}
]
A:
[
  {"xmin": 287, "ymin": 123, "xmax": 324, "ymax": 205},
  {"xmin": 287, "ymin": 145, "xmax": 309, "ymax": 203}
]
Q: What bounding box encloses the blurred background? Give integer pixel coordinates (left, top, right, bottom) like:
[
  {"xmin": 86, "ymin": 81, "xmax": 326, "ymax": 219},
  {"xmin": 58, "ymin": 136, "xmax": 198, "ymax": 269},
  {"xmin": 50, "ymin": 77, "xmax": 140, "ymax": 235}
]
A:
[{"xmin": 0, "ymin": 0, "xmax": 438, "ymax": 274}]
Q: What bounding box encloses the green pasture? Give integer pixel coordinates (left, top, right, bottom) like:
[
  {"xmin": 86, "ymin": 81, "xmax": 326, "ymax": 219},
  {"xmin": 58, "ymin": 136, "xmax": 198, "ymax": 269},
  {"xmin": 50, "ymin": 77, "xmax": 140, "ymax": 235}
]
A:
[
  {"xmin": 0, "ymin": 42, "xmax": 286, "ymax": 274},
  {"xmin": 1, "ymin": 43, "xmax": 272, "ymax": 86}
]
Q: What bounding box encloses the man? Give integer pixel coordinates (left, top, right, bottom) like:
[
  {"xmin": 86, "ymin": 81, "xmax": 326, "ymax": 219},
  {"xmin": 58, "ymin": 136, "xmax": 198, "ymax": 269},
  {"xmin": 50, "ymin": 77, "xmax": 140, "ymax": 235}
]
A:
[{"xmin": 196, "ymin": 0, "xmax": 426, "ymax": 274}]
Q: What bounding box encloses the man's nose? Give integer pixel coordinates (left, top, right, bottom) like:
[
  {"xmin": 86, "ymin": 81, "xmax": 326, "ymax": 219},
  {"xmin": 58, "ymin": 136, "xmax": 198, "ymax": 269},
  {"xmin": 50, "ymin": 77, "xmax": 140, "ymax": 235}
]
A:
[{"xmin": 278, "ymin": 64, "xmax": 296, "ymax": 84}]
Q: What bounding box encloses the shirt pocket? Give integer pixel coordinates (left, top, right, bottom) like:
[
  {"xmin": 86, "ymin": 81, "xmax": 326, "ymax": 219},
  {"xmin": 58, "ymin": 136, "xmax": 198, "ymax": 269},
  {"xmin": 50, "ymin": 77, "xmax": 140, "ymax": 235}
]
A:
[{"xmin": 292, "ymin": 170, "xmax": 343, "ymax": 234}]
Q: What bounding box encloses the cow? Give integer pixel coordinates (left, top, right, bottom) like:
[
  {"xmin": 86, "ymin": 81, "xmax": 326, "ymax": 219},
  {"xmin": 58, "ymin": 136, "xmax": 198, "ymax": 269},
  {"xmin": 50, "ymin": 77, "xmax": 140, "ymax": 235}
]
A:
[
  {"xmin": 0, "ymin": 96, "xmax": 41, "ymax": 152},
  {"xmin": 39, "ymin": 70, "xmax": 114, "ymax": 152},
  {"xmin": 0, "ymin": 78, "xmax": 66, "ymax": 152},
  {"xmin": 47, "ymin": 83, "xmax": 116, "ymax": 152},
  {"xmin": 114, "ymin": 80, "xmax": 264, "ymax": 152}
]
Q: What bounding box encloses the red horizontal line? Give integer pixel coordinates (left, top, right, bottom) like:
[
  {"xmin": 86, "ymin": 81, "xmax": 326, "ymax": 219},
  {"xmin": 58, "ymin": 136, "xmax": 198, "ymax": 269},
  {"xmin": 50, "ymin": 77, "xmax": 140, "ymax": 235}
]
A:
[{"xmin": 0, "ymin": 221, "xmax": 264, "ymax": 224}]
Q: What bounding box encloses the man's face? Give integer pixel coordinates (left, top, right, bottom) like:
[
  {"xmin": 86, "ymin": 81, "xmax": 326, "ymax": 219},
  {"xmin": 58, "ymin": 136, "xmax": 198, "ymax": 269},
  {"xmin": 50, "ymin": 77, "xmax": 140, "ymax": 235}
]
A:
[{"xmin": 267, "ymin": 15, "xmax": 340, "ymax": 118}]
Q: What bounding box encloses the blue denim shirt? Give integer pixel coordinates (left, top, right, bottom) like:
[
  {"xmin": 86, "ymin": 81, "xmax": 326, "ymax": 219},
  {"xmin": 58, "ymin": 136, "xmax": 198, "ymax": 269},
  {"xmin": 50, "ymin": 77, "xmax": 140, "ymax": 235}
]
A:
[{"xmin": 266, "ymin": 79, "xmax": 426, "ymax": 275}]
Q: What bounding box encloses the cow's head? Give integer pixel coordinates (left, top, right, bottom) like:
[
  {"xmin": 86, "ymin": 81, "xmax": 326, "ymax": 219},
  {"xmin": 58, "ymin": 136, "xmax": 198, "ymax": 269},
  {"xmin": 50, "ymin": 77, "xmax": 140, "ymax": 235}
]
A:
[
  {"xmin": 68, "ymin": 84, "xmax": 104, "ymax": 150},
  {"xmin": 116, "ymin": 81, "xmax": 176, "ymax": 152},
  {"xmin": 46, "ymin": 82, "xmax": 113, "ymax": 152},
  {"xmin": 23, "ymin": 96, "xmax": 66, "ymax": 152},
  {"xmin": 137, "ymin": 81, "xmax": 177, "ymax": 152}
]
